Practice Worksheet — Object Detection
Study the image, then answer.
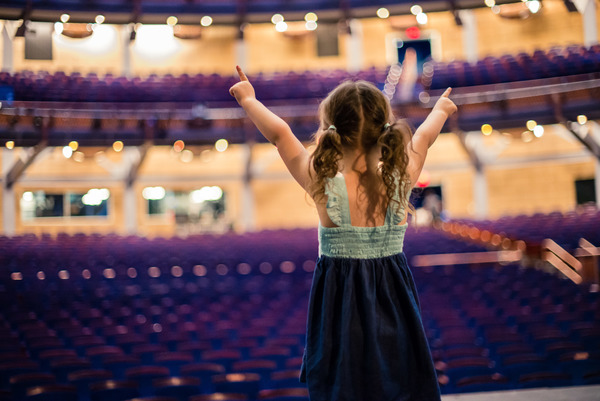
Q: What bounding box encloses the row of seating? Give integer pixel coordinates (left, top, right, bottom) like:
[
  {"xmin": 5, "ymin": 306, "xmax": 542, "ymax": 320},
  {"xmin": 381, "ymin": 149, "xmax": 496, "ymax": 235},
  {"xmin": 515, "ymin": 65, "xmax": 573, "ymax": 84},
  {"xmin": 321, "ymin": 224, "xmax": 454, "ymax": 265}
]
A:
[
  {"xmin": 1, "ymin": 212, "xmax": 599, "ymax": 399},
  {"xmin": 453, "ymin": 206, "xmax": 600, "ymax": 251},
  {"xmin": 0, "ymin": 45, "xmax": 597, "ymax": 105}
]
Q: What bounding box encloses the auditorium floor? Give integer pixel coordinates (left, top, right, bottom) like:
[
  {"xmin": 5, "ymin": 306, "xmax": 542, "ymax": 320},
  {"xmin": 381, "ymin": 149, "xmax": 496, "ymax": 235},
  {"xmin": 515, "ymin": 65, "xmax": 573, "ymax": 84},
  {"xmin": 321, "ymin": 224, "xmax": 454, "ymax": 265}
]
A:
[{"xmin": 442, "ymin": 385, "xmax": 600, "ymax": 401}]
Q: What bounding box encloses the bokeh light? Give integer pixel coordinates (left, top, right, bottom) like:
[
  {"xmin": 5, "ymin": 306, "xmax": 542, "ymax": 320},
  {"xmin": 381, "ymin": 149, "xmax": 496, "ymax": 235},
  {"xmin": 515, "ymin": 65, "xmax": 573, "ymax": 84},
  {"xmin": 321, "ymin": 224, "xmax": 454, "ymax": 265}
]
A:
[
  {"xmin": 173, "ymin": 139, "xmax": 185, "ymax": 152},
  {"xmin": 166, "ymin": 16, "xmax": 178, "ymax": 26},
  {"xmin": 62, "ymin": 146, "xmax": 73, "ymax": 158},
  {"xmin": 377, "ymin": 8, "xmax": 390, "ymax": 18},
  {"xmin": 416, "ymin": 12, "xmax": 428, "ymax": 25},
  {"xmin": 305, "ymin": 21, "xmax": 317, "ymax": 31},
  {"xmin": 60, "ymin": 14, "xmax": 70, "ymax": 23},
  {"xmin": 410, "ymin": 5, "xmax": 423, "ymax": 15},
  {"xmin": 201, "ymin": 16, "xmax": 213, "ymax": 27},
  {"xmin": 533, "ymin": 125, "xmax": 544, "ymax": 138},
  {"xmin": 215, "ymin": 138, "xmax": 229, "ymax": 152},
  {"xmin": 113, "ymin": 140, "xmax": 124, "ymax": 152},
  {"xmin": 69, "ymin": 140, "xmax": 78, "ymax": 151},
  {"xmin": 577, "ymin": 115, "xmax": 588, "ymax": 125},
  {"xmin": 271, "ymin": 14, "xmax": 284, "ymax": 24},
  {"xmin": 180, "ymin": 149, "xmax": 194, "ymax": 163},
  {"xmin": 275, "ymin": 21, "xmax": 288, "ymax": 32},
  {"xmin": 526, "ymin": 120, "xmax": 537, "ymax": 131},
  {"xmin": 481, "ymin": 124, "xmax": 493, "ymax": 136},
  {"xmin": 521, "ymin": 131, "xmax": 534, "ymax": 143},
  {"xmin": 5, "ymin": 140, "xmax": 14, "ymax": 149},
  {"xmin": 304, "ymin": 12, "xmax": 318, "ymax": 22}
]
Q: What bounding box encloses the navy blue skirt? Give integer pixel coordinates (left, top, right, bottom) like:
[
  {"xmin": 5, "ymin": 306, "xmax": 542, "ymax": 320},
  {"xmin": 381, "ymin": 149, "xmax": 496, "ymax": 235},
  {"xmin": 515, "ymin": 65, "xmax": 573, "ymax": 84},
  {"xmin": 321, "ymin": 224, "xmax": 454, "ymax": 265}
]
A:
[{"xmin": 300, "ymin": 253, "xmax": 441, "ymax": 401}]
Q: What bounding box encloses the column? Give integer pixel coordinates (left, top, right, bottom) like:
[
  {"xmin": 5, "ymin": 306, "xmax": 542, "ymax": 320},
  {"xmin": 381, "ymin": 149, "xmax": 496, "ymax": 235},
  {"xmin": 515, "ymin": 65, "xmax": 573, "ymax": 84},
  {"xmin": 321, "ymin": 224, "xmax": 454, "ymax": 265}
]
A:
[
  {"xmin": 473, "ymin": 168, "xmax": 488, "ymax": 219},
  {"xmin": 574, "ymin": 0, "xmax": 598, "ymax": 46},
  {"xmin": 2, "ymin": 21, "xmax": 14, "ymax": 73},
  {"xmin": 235, "ymin": 30, "xmax": 248, "ymax": 71},
  {"xmin": 123, "ymin": 184, "xmax": 137, "ymax": 235},
  {"xmin": 2, "ymin": 148, "xmax": 16, "ymax": 235},
  {"xmin": 459, "ymin": 10, "xmax": 478, "ymax": 63},
  {"xmin": 346, "ymin": 19, "xmax": 363, "ymax": 73},
  {"xmin": 239, "ymin": 143, "xmax": 254, "ymax": 231},
  {"xmin": 122, "ymin": 25, "xmax": 133, "ymax": 78}
]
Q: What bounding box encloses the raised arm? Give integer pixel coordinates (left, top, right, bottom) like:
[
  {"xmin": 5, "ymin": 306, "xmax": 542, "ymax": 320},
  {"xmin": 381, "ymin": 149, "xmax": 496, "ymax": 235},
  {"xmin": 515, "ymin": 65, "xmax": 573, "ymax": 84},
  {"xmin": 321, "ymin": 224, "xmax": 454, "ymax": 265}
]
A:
[
  {"xmin": 229, "ymin": 66, "xmax": 312, "ymax": 190},
  {"xmin": 406, "ymin": 88, "xmax": 457, "ymax": 185}
]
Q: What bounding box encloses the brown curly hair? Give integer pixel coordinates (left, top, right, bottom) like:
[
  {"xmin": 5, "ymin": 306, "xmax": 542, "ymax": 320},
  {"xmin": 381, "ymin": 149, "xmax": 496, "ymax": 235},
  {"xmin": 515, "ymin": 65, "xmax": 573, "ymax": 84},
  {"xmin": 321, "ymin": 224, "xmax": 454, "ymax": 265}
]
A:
[{"xmin": 308, "ymin": 80, "xmax": 413, "ymax": 220}]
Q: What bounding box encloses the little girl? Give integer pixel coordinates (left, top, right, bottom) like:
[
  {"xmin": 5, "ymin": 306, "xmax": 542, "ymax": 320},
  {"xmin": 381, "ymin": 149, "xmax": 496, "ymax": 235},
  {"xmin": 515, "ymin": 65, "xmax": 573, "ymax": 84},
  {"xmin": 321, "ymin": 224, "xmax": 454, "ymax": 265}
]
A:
[{"xmin": 230, "ymin": 66, "xmax": 457, "ymax": 401}]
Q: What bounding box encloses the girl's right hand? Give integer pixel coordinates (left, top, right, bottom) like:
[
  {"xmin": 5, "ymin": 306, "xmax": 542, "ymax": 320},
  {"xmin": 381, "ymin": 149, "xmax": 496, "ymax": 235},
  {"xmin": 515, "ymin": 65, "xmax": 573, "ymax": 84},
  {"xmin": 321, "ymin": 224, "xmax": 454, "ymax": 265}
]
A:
[
  {"xmin": 432, "ymin": 87, "xmax": 457, "ymax": 117},
  {"xmin": 229, "ymin": 66, "xmax": 256, "ymax": 106}
]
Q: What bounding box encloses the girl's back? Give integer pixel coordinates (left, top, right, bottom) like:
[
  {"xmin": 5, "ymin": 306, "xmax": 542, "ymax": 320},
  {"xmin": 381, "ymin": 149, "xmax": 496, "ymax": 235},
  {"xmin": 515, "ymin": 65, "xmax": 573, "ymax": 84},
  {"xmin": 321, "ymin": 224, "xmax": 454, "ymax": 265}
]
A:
[{"xmin": 229, "ymin": 67, "xmax": 456, "ymax": 401}]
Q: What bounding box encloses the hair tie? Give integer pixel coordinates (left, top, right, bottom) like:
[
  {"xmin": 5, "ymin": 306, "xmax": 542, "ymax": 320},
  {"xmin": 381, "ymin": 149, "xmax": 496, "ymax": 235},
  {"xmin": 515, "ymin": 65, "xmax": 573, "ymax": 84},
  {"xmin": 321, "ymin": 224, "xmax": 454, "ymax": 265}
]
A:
[
  {"xmin": 383, "ymin": 123, "xmax": 391, "ymax": 131},
  {"xmin": 328, "ymin": 125, "xmax": 337, "ymax": 131}
]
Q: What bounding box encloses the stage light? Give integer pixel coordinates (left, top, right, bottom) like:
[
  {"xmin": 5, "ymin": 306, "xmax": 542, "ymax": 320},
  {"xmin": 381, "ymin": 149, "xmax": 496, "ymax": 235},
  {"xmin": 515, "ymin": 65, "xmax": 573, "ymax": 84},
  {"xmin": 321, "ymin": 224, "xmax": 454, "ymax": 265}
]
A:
[
  {"xmin": 526, "ymin": 0, "xmax": 541, "ymax": 13},
  {"xmin": 271, "ymin": 14, "xmax": 284, "ymax": 24},
  {"xmin": 521, "ymin": 131, "xmax": 534, "ymax": 143},
  {"xmin": 95, "ymin": 15, "xmax": 105, "ymax": 24},
  {"xmin": 533, "ymin": 125, "xmax": 544, "ymax": 137},
  {"xmin": 5, "ymin": 140, "xmax": 14, "ymax": 149},
  {"xmin": 134, "ymin": 25, "xmax": 180, "ymax": 59},
  {"xmin": 69, "ymin": 140, "xmax": 78, "ymax": 151},
  {"xmin": 215, "ymin": 138, "xmax": 228, "ymax": 152},
  {"xmin": 305, "ymin": 12, "xmax": 318, "ymax": 22},
  {"xmin": 526, "ymin": 120, "xmax": 537, "ymax": 131},
  {"xmin": 180, "ymin": 149, "xmax": 194, "ymax": 163},
  {"xmin": 577, "ymin": 115, "xmax": 587, "ymax": 125},
  {"xmin": 22, "ymin": 192, "xmax": 33, "ymax": 202},
  {"xmin": 416, "ymin": 12, "xmax": 428, "ymax": 25},
  {"xmin": 60, "ymin": 14, "xmax": 70, "ymax": 23},
  {"xmin": 62, "ymin": 146, "xmax": 73, "ymax": 158},
  {"xmin": 142, "ymin": 186, "xmax": 166, "ymax": 200},
  {"xmin": 173, "ymin": 139, "xmax": 185, "ymax": 152},
  {"xmin": 485, "ymin": 0, "xmax": 496, "ymax": 7},
  {"xmin": 305, "ymin": 21, "xmax": 317, "ymax": 31},
  {"xmin": 167, "ymin": 16, "xmax": 178, "ymax": 26},
  {"xmin": 406, "ymin": 26, "xmax": 421, "ymax": 39},
  {"xmin": 113, "ymin": 140, "xmax": 124, "ymax": 152},
  {"xmin": 54, "ymin": 22, "xmax": 64, "ymax": 35},
  {"xmin": 275, "ymin": 21, "xmax": 288, "ymax": 32},
  {"xmin": 191, "ymin": 186, "xmax": 223, "ymax": 203},
  {"xmin": 201, "ymin": 16, "xmax": 213, "ymax": 27},
  {"xmin": 410, "ymin": 5, "xmax": 423, "ymax": 15},
  {"xmin": 73, "ymin": 152, "xmax": 85, "ymax": 162},
  {"xmin": 481, "ymin": 124, "xmax": 493, "ymax": 136},
  {"xmin": 377, "ymin": 8, "xmax": 390, "ymax": 18}
]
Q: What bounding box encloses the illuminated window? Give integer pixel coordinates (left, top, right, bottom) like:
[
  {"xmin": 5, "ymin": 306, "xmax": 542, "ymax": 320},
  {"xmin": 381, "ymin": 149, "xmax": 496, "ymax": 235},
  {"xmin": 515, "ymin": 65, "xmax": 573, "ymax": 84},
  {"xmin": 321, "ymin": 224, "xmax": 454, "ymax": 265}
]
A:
[
  {"xmin": 144, "ymin": 187, "xmax": 227, "ymax": 233},
  {"xmin": 21, "ymin": 190, "xmax": 109, "ymax": 220}
]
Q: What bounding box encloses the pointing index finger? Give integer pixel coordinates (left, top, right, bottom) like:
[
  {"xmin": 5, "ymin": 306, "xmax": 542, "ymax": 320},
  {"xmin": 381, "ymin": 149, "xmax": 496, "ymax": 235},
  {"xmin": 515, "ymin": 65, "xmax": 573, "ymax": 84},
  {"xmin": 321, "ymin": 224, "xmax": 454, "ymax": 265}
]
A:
[
  {"xmin": 441, "ymin": 87, "xmax": 452, "ymax": 98},
  {"xmin": 236, "ymin": 65, "xmax": 248, "ymax": 82}
]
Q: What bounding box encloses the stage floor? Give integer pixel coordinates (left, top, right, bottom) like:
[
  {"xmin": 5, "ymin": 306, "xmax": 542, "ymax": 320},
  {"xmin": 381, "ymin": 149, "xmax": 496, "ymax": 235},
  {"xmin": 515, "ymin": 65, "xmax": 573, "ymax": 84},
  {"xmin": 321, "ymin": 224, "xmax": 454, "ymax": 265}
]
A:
[{"xmin": 442, "ymin": 385, "xmax": 600, "ymax": 401}]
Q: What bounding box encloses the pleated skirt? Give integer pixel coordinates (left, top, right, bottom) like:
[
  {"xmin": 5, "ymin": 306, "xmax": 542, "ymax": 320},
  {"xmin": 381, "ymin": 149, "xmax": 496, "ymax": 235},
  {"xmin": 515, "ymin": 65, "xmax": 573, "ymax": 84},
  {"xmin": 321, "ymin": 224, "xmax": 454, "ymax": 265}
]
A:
[{"xmin": 300, "ymin": 253, "xmax": 441, "ymax": 401}]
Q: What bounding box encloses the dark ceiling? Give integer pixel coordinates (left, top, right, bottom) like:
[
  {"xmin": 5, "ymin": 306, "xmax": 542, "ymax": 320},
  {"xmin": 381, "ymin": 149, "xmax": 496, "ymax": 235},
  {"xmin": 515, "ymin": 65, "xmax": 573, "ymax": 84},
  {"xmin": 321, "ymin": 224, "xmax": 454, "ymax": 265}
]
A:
[{"xmin": 0, "ymin": 0, "xmax": 521, "ymax": 24}]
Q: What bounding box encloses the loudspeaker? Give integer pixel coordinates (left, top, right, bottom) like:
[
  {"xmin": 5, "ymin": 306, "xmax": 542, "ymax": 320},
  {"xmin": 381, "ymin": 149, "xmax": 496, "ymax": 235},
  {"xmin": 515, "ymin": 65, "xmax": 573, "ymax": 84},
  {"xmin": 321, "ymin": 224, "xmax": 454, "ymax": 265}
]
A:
[
  {"xmin": 316, "ymin": 23, "xmax": 339, "ymax": 57},
  {"xmin": 25, "ymin": 21, "xmax": 53, "ymax": 60}
]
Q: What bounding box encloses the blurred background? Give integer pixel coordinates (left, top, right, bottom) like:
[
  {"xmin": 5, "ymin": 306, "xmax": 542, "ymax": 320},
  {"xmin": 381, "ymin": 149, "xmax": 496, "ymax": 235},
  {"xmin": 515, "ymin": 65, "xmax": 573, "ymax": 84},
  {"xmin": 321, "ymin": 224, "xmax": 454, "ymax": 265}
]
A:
[{"xmin": 0, "ymin": 1, "xmax": 599, "ymax": 400}]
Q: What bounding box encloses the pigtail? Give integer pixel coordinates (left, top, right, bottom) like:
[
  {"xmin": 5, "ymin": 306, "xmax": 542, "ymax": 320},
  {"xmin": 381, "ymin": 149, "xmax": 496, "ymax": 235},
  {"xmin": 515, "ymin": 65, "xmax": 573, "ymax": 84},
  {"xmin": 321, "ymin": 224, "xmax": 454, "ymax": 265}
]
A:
[
  {"xmin": 309, "ymin": 126, "xmax": 344, "ymax": 201},
  {"xmin": 377, "ymin": 120, "xmax": 414, "ymax": 216}
]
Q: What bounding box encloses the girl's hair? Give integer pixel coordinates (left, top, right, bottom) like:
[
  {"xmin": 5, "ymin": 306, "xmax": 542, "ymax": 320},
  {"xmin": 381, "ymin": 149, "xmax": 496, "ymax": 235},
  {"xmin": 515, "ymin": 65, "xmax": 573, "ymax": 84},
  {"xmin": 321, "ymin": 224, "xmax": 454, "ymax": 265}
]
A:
[{"xmin": 309, "ymin": 80, "xmax": 413, "ymax": 218}]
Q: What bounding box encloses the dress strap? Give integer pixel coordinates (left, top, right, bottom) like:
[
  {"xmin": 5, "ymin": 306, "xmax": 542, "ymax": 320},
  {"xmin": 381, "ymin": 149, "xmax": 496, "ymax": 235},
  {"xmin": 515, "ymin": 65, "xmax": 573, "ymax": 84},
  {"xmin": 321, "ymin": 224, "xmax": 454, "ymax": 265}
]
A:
[{"xmin": 324, "ymin": 174, "xmax": 352, "ymax": 227}]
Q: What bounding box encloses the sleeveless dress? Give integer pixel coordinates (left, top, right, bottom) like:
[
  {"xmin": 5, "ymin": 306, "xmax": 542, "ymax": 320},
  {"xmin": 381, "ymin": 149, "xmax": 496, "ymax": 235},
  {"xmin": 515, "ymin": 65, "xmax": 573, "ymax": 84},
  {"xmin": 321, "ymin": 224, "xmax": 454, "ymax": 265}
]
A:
[{"xmin": 300, "ymin": 174, "xmax": 441, "ymax": 401}]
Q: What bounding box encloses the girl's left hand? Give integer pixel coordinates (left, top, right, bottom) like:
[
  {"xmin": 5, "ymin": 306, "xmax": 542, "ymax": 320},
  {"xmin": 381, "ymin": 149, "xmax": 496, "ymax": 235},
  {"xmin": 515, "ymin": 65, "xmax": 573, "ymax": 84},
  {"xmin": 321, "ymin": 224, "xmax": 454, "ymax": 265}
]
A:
[{"xmin": 229, "ymin": 66, "xmax": 256, "ymax": 106}]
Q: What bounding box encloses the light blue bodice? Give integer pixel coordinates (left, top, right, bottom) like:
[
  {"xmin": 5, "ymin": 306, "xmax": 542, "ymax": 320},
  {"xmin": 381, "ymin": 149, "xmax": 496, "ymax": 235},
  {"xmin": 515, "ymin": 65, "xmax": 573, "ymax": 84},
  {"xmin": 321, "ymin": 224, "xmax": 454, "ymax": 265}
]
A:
[{"xmin": 318, "ymin": 173, "xmax": 409, "ymax": 259}]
